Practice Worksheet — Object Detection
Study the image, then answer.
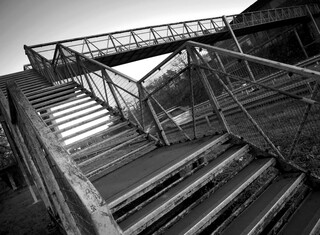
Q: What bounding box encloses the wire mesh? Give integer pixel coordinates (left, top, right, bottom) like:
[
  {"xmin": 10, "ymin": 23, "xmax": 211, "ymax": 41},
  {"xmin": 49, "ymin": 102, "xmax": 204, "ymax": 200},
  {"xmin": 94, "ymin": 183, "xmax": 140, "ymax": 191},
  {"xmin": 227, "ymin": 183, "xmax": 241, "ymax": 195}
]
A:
[
  {"xmin": 193, "ymin": 44, "xmax": 320, "ymax": 175},
  {"xmin": 140, "ymin": 49, "xmax": 224, "ymax": 143},
  {"xmin": 57, "ymin": 45, "xmax": 146, "ymax": 129}
]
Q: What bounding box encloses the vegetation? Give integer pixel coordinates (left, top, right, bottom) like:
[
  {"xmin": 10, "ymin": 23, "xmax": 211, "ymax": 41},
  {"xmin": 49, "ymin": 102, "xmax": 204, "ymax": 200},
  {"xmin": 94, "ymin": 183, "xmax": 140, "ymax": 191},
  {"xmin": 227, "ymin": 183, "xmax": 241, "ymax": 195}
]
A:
[{"xmin": 0, "ymin": 124, "xmax": 15, "ymax": 171}]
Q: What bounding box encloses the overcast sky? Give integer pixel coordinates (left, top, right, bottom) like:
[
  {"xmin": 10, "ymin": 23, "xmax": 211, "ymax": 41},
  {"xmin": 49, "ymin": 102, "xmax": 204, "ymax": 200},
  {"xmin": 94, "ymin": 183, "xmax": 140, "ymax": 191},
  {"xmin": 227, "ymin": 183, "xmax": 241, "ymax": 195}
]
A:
[{"xmin": 0, "ymin": 0, "xmax": 256, "ymax": 78}]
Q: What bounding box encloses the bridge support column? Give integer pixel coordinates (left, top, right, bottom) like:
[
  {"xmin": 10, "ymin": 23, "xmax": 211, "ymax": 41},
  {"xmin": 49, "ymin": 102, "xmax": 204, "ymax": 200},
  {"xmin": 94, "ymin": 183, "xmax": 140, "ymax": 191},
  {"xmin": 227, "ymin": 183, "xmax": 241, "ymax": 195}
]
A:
[{"xmin": 222, "ymin": 16, "xmax": 256, "ymax": 81}]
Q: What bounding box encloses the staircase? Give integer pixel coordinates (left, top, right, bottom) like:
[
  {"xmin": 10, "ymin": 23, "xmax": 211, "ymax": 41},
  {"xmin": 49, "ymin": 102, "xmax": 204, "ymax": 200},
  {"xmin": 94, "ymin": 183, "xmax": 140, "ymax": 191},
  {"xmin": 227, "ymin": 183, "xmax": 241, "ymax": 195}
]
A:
[
  {"xmin": 0, "ymin": 70, "xmax": 52, "ymax": 96},
  {"xmin": 2, "ymin": 70, "xmax": 320, "ymax": 235},
  {"xmin": 88, "ymin": 131, "xmax": 318, "ymax": 235},
  {"xmin": 0, "ymin": 70, "xmax": 158, "ymax": 180}
]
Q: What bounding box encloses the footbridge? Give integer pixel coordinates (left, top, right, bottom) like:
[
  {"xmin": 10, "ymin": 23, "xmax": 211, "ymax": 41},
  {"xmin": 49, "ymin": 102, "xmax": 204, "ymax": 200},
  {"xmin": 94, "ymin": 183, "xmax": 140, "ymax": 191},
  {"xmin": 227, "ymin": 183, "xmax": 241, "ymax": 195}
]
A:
[
  {"xmin": 1, "ymin": 3, "xmax": 320, "ymax": 235},
  {"xmin": 28, "ymin": 4, "xmax": 320, "ymax": 67}
]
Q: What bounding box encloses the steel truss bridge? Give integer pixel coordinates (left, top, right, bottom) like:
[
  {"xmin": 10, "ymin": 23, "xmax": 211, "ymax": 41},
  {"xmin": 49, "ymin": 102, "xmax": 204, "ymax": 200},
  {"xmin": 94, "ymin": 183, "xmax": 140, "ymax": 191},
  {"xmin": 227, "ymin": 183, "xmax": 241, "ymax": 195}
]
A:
[{"xmin": 1, "ymin": 3, "xmax": 320, "ymax": 235}]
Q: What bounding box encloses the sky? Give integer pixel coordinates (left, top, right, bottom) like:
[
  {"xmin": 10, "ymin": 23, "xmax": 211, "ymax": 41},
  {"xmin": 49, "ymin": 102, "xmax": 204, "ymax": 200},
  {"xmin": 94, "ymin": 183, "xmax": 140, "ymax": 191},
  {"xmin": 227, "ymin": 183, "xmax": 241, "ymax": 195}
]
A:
[{"xmin": 0, "ymin": 0, "xmax": 257, "ymax": 79}]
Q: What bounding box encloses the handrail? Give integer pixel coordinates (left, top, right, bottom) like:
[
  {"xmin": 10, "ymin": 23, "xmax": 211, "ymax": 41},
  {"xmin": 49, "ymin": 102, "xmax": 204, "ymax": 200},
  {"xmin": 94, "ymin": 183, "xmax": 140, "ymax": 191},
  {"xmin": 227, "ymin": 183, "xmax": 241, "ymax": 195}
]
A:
[
  {"xmin": 27, "ymin": 4, "xmax": 320, "ymax": 62},
  {"xmin": 57, "ymin": 44, "xmax": 138, "ymax": 83},
  {"xmin": 137, "ymin": 40, "xmax": 320, "ymax": 169}
]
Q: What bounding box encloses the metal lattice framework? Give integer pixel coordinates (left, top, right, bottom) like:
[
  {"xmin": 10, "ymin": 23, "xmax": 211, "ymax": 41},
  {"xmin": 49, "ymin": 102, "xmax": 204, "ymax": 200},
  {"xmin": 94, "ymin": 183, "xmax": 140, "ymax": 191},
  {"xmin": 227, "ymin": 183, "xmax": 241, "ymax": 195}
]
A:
[
  {"xmin": 1, "ymin": 3, "xmax": 320, "ymax": 235},
  {"xmin": 28, "ymin": 4, "xmax": 320, "ymax": 67}
]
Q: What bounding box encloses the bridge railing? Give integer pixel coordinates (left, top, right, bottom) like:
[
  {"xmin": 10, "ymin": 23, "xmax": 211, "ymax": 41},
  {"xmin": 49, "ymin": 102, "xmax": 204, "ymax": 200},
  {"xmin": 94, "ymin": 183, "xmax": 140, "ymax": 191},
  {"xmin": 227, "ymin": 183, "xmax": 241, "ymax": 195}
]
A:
[
  {"xmin": 27, "ymin": 4, "xmax": 320, "ymax": 62},
  {"xmin": 5, "ymin": 82, "xmax": 122, "ymax": 235},
  {"xmin": 24, "ymin": 45, "xmax": 63, "ymax": 84},
  {"xmin": 138, "ymin": 40, "xmax": 320, "ymax": 176},
  {"xmin": 190, "ymin": 41, "xmax": 320, "ymax": 174},
  {"xmin": 229, "ymin": 4, "xmax": 320, "ymax": 29},
  {"xmin": 50, "ymin": 44, "xmax": 165, "ymax": 143}
]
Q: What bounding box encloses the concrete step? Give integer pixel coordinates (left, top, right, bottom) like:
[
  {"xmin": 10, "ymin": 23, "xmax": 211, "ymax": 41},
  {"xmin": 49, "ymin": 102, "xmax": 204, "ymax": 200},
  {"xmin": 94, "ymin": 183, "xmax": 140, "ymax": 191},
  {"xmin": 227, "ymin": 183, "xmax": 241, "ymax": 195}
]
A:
[
  {"xmin": 220, "ymin": 173, "xmax": 306, "ymax": 235},
  {"xmin": 25, "ymin": 82, "xmax": 77, "ymax": 98},
  {"xmin": 120, "ymin": 143, "xmax": 252, "ymax": 234},
  {"xmin": 79, "ymin": 133, "xmax": 144, "ymax": 169},
  {"xmin": 279, "ymin": 191, "xmax": 320, "ymax": 235},
  {"xmin": 70, "ymin": 122, "xmax": 134, "ymax": 158},
  {"xmin": 93, "ymin": 134, "xmax": 229, "ymax": 214},
  {"xmin": 164, "ymin": 158, "xmax": 276, "ymax": 235},
  {"xmin": 87, "ymin": 140, "xmax": 158, "ymax": 181},
  {"xmin": 29, "ymin": 86, "xmax": 81, "ymax": 105}
]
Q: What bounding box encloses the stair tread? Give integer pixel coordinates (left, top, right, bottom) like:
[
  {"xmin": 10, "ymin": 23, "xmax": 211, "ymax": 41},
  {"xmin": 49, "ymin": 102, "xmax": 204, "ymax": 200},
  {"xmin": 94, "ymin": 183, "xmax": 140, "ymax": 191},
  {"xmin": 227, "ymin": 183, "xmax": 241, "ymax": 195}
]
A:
[
  {"xmin": 279, "ymin": 191, "xmax": 320, "ymax": 235},
  {"xmin": 93, "ymin": 135, "xmax": 224, "ymax": 204},
  {"xmin": 68, "ymin": 119, "xmax": 128, "ymax": 155},
  {"xmin": 28, "ymin": 86, "xmax": 78, "ymax": 101},
  {"xmin": 165, "ymin": 158, "xmax": 274, "ymax": 235},
  {"xmin": 221, "ymin": 174, "xmax": 303, "ymax": 235},
  {"xmin": 81, "ymin": 135, "xmax": 146, "ymax": 173},
  {"xmin": 88, "ymin": 142, "xmax": 158, "ymax": 181},
  {"xmin": 26, "ymin": 82, "xmax": 76, "ymax": 97},
  {"xmin": 119, "ymin": 144, "xmax": 246, "ymax": 230}
]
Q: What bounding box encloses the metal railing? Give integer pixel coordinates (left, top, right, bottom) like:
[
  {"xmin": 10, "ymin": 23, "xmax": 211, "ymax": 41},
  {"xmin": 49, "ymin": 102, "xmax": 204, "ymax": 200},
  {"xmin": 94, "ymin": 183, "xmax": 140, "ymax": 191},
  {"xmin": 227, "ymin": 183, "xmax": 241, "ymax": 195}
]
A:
[
  {"xmin": 25, "ymin": 38, "xmax": 320, "ymax": 171},
  {"xmin": 27, "ymin": 4, "xmax": 320, "ymax": 62},
  {"xmin": 52, "ymin": 44, "xmax": 162, "ymax": 137},
  {"xmin": 135, "ymin": 41, "xmax": 320, "ymax": 175},
  {"xmin": 20, "ymin": 37, "xmax": 320, "ymax": 235}
]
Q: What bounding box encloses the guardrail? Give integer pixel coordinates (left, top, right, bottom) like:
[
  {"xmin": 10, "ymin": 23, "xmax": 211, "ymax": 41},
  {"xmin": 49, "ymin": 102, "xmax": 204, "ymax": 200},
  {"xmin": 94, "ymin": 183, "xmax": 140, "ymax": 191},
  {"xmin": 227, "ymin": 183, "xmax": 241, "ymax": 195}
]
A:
[
  {"xmin": 136, "ymin": 40, "xmax": 320, "ymax": 175},
  {"xmin": 27, "ymin": 4, "xmax": 320, "ymax": 62}
]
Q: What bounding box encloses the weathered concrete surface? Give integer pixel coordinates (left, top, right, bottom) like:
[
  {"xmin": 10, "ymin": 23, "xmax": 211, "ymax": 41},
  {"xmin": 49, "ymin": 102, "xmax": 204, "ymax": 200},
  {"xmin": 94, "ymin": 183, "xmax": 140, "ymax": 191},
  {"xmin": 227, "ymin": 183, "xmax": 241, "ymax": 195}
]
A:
[
  {"xmin": 93, "ymin": 135, "xmax": 221, "ymax": 202},
  {"xmin": 279, "ymin": 191, "xmax": 320, "ymax": 235}
]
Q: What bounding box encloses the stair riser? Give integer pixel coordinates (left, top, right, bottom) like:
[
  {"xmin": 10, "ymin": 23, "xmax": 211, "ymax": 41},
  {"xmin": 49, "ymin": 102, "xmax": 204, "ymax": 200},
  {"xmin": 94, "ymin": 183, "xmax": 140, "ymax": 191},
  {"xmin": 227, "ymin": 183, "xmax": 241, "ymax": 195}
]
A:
[
  {"xmin": 310, "ymin": 221, "xmax": 320, "ymax": 235},
  {"xmin": 71, "ymin": 126, "xmax": 133, "ymax": 157},
  {"xmin": 267, "ymin": 185, "xmax": 309, "ymax": 235},
  {"xmin": 35, "ymin": 95, "xmax": 88, "ymax": 112},
  {"xmin": 60, "ymin": 118, "xmax": 115, "ymax": 142},
  {"xmin": 241, "ymin": 173, "xmax": 306, "ymax": 235},
  {"xmin": 48, "ymin": 106, "xmax": 106, "ymax": 128},
  {"xmin": 27, "ymin": 84, "xmax": 77, "ymax": 100},
  {"xmin": 151, "ymin": 151, "xmax": 257, "ymax": 235},
  {"xmin": 211, "ymin": 167, "xmax": 278, "ymax": 235},
  {"xmin": 124, "ymin": 146, "xmax": 251, "ymax": 235},
  {"xmin": 183, "ymin": 158, "xmax": 276, "ymax": 235},
  {"xmin": 67, "ymin": 121, "xmax": 128, "ymax": 154},
  {"xmin": 79, "ymin": 134, "xmax": 143, "ymax": 168},
  {"xmin": 33, "ymin": 92, "xmax": 85, "ymax": 109},
  {"xmin": 109, "ymin": 134, "xmax": 230, "ymax": 212},
  {"xmin": 114, "ymin": 142, "xmax": 237, "ymax": 224},
  {"xmin": 39, "ymin": 98, "xmax": 94, "ymax": 117},
  {"xmin": 88, "ymin": 143, "xmax": 157, "ymax": 181},
  {"xmin": 43, "ymin": 102, "xmax": 99, "ymax": 122},
  {"xmin": 29, "ymin": 88, "xmax": 80, "ymax": 104}
]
